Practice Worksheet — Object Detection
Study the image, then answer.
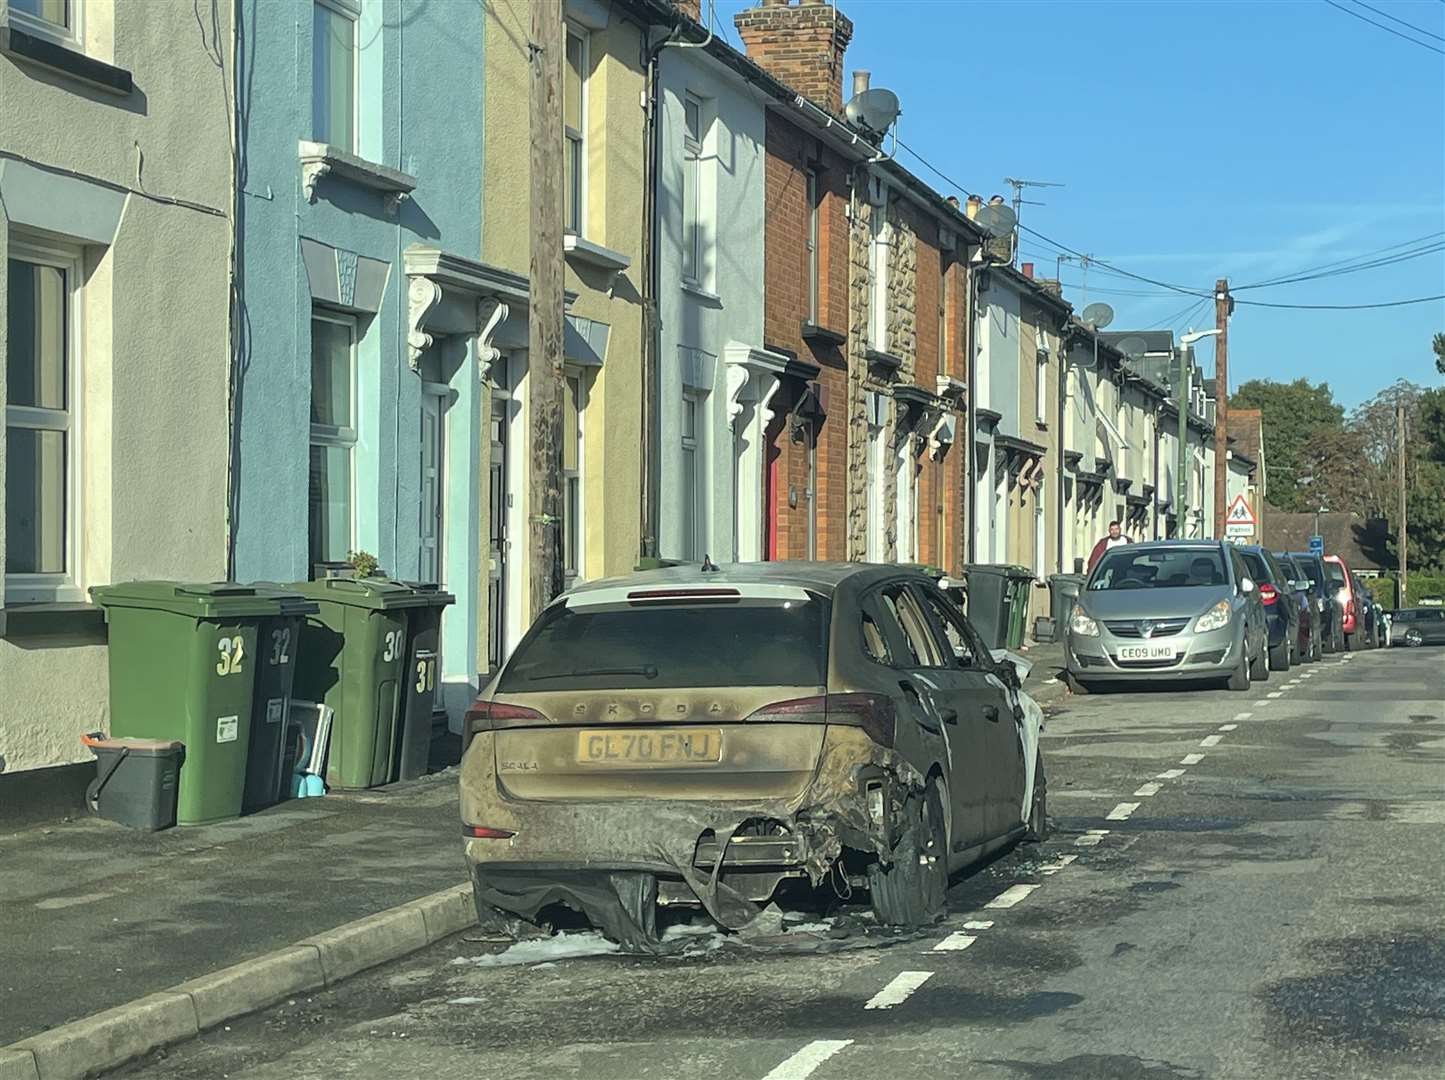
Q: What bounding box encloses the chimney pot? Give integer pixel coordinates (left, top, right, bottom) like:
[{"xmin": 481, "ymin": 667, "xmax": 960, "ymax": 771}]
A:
[
  {"xmin": 1022, "ymin": 262, "xmax": 1034, "ymax": 279},
  {"xmin": 852, "ymin": 70, "xmax": 870, "ymax": 96}
]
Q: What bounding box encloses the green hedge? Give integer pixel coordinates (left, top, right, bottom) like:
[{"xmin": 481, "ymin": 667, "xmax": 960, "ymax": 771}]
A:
[{"xmin": 1371, "ymin": 574, "xmax": 1445, "ymax": 609}]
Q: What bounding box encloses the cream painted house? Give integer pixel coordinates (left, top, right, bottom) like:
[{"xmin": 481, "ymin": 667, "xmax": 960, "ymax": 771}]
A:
[
  {"xmin": 0, "ymin": 0, "xmax": 232, "ymax": 796},
  {"xmin": 480, "ymin": 0, "xmax": 646, "ymax": 674}
]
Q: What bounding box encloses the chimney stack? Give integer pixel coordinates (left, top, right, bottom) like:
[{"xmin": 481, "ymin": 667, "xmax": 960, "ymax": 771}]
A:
[
  {"xmin": 1021, "ymin": 262, "xmax": 1034, "ymax": 279},
  {"xmin": 734, "ymin": 0, "xmax": 855, "ymax": 115},
  {"xmin": 674, "ymin": 0, "xmax": 702, "ymax": 21}
]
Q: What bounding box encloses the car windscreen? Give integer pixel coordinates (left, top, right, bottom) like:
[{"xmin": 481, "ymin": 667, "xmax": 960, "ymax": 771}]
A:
[
  {"xmin": 1089, "ymin": 548, "xmax": 1226, "ymax": 590},
  {"xmin": 1326, "ymin": 562, "xmax": 1347, "ymax": 586},
  {"xmin": 497, "ymin": 597, "xmax": 830, "ymax": 692}
]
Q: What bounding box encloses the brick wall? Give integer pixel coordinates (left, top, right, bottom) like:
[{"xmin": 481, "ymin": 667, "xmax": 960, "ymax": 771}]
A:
[{"xmin": 734, "ymin": 0, "xmax": 855, "ymax": 115}]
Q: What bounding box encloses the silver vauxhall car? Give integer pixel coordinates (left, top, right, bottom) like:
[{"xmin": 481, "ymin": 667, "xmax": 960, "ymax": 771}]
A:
[{"xmin": 1065, "ymin": 540, "xmax": 1269, "ymax": 693}]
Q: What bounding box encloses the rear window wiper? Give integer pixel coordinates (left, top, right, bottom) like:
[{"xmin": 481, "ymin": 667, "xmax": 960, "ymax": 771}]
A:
[{"xmin": 527, "ymin": 664, "xmax": 659, "ymax": 681}]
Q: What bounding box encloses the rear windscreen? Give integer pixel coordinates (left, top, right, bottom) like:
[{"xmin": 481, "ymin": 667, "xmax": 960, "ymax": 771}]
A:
[
  {"xmin": 1239, "ymin": 551, "xmax": 1271, "ymax": 583},
  {"xmin": 1326, "ymin": 563, "xmax": 1346, "ymax": 585},
  {"xmin": 498, "ymin": 598, "xmax": 830, "ymax": 692},
  {"xmin": 1295, "ymin": 557, "xmax": 1325, "ymax": 585}
]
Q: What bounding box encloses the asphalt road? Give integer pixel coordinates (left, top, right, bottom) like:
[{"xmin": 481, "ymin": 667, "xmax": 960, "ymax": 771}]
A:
[{"xmin": 115, "ymin": 646, "xmax": 1445, "ymax": 1080}]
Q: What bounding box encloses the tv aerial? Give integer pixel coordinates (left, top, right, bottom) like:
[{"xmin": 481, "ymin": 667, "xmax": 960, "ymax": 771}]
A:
[{"xmin": 1081, "ymin": 302, "xmax": 1114, "ymax": 330}]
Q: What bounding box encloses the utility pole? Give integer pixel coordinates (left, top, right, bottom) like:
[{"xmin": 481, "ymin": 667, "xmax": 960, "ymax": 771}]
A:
[
  {"xmin": 1398, "ymin": 402, "xmax": 1408, "ymax": 602},
  {"xmin": 1213, "ymin": 278, "xmax": 1231, "ymax": 539},
  {"xmin": 528, "ymin": 0, "xmax": 565, "ymax": 619}
]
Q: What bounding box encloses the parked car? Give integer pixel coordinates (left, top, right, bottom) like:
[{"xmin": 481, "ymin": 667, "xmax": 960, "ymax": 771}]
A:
[
  {"xmin": 1064, "ymin": 540, "xmax": 1269, "ymax": 694},
  {"xmin": 459, "ymin": 563, "xmax": 1048, "ymax": 947},
  {"xmin": 1234, "ymin": 545, "xmax": 1301, "ymax": 671},
  {"xmin": 1323, "ymin": 555, "xmax": 1363, "ymax": 650},
  {"xmin": 1288, "ymin": 551, "xmax": 1342, "ymax": 653},
  {"xmin": 1273, "ymin": 553, "xmax": 1322, "ymax": 663},
  {"xmin": 1391, "ymin": 607, "xmax": 1445, "ymax": 647}
]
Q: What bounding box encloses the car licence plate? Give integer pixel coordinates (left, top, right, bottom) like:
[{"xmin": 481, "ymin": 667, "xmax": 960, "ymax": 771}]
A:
[
  {"xmin": 576, "ymin": 729, "xmax": 723, "ymax": 766},
  {"xmin": 1117, "ymin": 644, "xmax": 1176, "ymax": 661}
]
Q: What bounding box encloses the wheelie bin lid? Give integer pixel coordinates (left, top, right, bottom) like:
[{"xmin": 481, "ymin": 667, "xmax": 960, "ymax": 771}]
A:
[
  {"xmin": 290, "ymin": 575, "xmax": 436, "ymax": 610},
  {"xmin": 964, "ymin": 563, "xmax": 1031, "ymax": 577},
  {"xmin": 400, "ymin": 581, "xmax": 457, "ymax": 609},
  {"xmin": 246, "ymin": 583, "xmax": 322, "ymax": 616},
  {"xmin": 89, "ymin": 581, "xmax": 300, "ymax": 619}
]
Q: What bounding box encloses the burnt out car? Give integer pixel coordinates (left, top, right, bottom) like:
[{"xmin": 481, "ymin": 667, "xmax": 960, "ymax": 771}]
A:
[{"xmin": 459, "ymin": 563, "xmax": 1046, "ymax": 949}]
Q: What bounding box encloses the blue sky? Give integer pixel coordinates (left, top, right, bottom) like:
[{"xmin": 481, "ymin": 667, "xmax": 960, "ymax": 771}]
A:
[{"xmin": 711, "ymin": 0, "xmax": 1445, "ymax": 409}]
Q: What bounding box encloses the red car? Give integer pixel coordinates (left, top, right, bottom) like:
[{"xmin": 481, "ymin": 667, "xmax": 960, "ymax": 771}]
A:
[{"xmin": 1323, "ymin": 555, "xmax": 1361, "ymax": 649}]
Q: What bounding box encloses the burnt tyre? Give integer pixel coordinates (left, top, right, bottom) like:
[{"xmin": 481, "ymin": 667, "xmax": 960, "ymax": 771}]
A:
[
  {"xmin": 1023, "ymin": 755, "xmax": 1049, "ymax": 842},
  {"xmin": 868, "ymin": 782, "xmax": 947, "ymax": 927}
]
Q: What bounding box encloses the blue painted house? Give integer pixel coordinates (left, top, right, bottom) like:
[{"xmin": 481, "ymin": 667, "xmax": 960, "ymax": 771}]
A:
[{"xmin": 232, "ymin": 0, "xmax": 487, "ymax": 722}]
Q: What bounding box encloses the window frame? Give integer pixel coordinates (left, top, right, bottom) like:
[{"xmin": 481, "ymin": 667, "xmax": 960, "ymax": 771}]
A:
[
  {"xmin": 1035, "ymin": 339, "xmax": 1049, "ymax": 424},
  {"xmin": 9, "ymin": 0, "xmax": 81, "ymax": 50},
  {"xmin": 912, "ymin": 581, "xmax": 990, "ymax": 670},
  {"xmin": 313, "ymin": 0, "xmax": 360, "ymax": 153},
  {"xmin": 806, "ymin": 170, "xmax": 821, "ymax": 324},
  {"xmin": 869, "ymin": 200, "xmax": 891, "ymax": 352},
  {"xmin": 681, "ymin": 91, "xmax": 705, "ymax": 286},
  {"xmin": 564, "ymin": 23, "xmax": 590, "ymax": 238},
  {"xmin": 560, "ymin": 367, "xmax": 587, "ymax": 585},
  {"xmin": 680, "ymin": 389, "xmax": 706, "ymax": 560},
  {"xmin": 5, "ymin": 237, "xmax": 84, "ymax": 604},
  {"xmin": 308, "ymin": 308, "xmax": 359, "ymax": 569},
  {"xmin": 938, "ymin": 255, "xmax": 950, "ymax": 379}
]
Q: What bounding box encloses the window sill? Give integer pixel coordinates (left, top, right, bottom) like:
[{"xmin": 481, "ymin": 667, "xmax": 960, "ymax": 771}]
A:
[
  {"xmin": 1034, "ymin": 419, "xmax": 1049, "ymax": 431},
  {"xmin": 866, "ymin": 348, "xmax": 903, "ymax": 375},
  {"xmin": 298, "ymin": 141, "xmax": 418, "ymax": 214},
  {"xmin": 0, "ymin": 24, "xmax": 133, "ymax": 96},
  {"xmin": 801, "ymin": 321, "xmax": 846, "ymax": 348},
  {"xmin": 563, "ymin": 234, "xmax": 631, "ymax": 274},
  {"xmin": 680, "ymin": 279, "xmax": 721, "ymax": 304},
  {"xmin": 0, "ymin": 600, "xmax": 107, "ymax": 641}
]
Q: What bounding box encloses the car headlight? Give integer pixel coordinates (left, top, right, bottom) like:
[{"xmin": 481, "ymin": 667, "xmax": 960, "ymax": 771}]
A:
[
  {"xmin": 1195, "ymin": 599, "xmax": 1232, "ymax": 633},
  {"xmin": 1069, "ymin": 603, "xmax": 1099, "ymax": 637}
]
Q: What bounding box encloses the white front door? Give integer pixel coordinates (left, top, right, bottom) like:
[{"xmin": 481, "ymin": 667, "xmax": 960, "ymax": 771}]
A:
[{"xmin": 419, "ymin": 386, "xmax": 447, "ymax": 584}]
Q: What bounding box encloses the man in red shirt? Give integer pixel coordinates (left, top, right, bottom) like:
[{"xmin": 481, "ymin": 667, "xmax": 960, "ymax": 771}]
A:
[{"xmin": 1087, "ymin": 520, "xmax": 1133, "ymax": 572}]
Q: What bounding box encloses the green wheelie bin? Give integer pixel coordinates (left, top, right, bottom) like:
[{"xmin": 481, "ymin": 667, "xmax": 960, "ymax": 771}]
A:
[
  {"xmin": 1005, "ymin": 568, "xmax": 1036, "ymax": 650},
  {"xmin": 395, "ymin": 582, "xmax": 455, "ymax": 782},
  {"xmin": 963, "ymin": 564, "xmax": 1031, "ymax": 650},
  {"xmin": 242, "ymin": 587, "xmax": 320, "ymax": 813},
  {"xmin": 290, "ymin": 576, "xmax": 434, "ymax": 790},
  {"xmin": 91, "ymin": 582, "xmax": 295, "ymax": 825}
]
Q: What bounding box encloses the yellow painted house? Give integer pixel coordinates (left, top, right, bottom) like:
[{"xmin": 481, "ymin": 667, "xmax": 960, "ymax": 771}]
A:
[{"xmin": 479, "ymin": 0, "xmax": 646, "ymax": 674}]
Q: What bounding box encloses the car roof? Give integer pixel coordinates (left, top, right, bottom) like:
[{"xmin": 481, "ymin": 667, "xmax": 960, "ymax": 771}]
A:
[
  {"xmin": 563, "ymin": 560, "xmax": 915, "ymax": 600},
  {"xmin": 1100, "ymin": 539, "xmax": 1226, "ymax": 550}
]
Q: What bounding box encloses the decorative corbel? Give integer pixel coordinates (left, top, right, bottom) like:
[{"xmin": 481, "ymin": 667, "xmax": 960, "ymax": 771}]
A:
[
  {"xmin": 301, "ymin": 160, "xmax": 331, "ymax": 203},
  {"xmin": 725, "ymin": 363, "xmax": 751, "ymax": 426},
  {"xmin": 757, "ymin": 375, "xmax": 782, "ymax": 431},
  {"xmin": 384, "ymin": 191, "xmax": 410, "ymax": 217},
  {"xmin": 406, "ymin": 276, "xmax": 444, "ymax": 370},
  {"xmin": 476, "ymin": 297, "xmax": 509, "ymax": 383}
]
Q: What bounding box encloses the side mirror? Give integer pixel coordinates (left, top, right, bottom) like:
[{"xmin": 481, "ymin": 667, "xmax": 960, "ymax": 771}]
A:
[{"xmin": 1240, "ymin": 578, "xmax": 1256, "ymax": 595}]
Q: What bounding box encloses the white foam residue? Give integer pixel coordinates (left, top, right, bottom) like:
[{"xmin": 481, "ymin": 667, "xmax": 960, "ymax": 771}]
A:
[{"xmin": 450, "ymin": 930, "xmax": 621, "ymax": 968}]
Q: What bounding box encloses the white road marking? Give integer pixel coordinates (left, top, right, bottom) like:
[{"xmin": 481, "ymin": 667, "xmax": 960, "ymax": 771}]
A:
[
  {"xmin": 1255, "ymin": 700, "xmax": 1272, "ymax": 707},
  {"xmin": 1267, "ymin": 691, "xmax": 1284, "ymax": 699},
  {"xmin": 1200, "ymin": 734, "xmax": 1224, "ymax": 747},
  {"xmin": 985, "ymin": 883, "xmax": 1041, "ymax": 909},
  {"xmin": 1234, "ymin": 712, "xmax": 1254, "ymax": 721},
  {"xmin": 1039, "ymin": 854, "xmax": 1078, "ymax": 874},
  {"xmin": 1180, "ymin": 753, "xmax": 1204, "ymax": 765},
  {"xmin": 864, "ymin": 971, "xmax": 934, "ymax": 1010},
  {"xmin": 1133, "ymin": 782, "xmax": 1162, "ymax": 797},
  {"xmin": 763, "ymin": 1039, "xmax": 855, "ymax": 1079},
  {"xmin": 962, "ymin": 920, "xmax": 995, "ymax": 930},
  {"xmin": 1219, "ymin": 723, "xmax": 1237, "ymax": 731},
  {"xmin": 1106, "ymin": 802, "xmax": 1141, "ymax": 821},
  {"xmin": 1156, "ymin": 768, "xmax": 1186, "ymax": 779},
  {"xmin": 932, "ymin": 932, "xmax": 977, "ymax": 952},
  {"xmin": 1074, "ymin": 829, "xmax": 1109, "ymax": 847},
  {"xmin": 1044, "ymin": 677, "xmax": 1059, "ymax": 685}
]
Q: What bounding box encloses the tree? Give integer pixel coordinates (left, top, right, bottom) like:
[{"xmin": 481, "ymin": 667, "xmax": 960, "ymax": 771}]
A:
[
  {"xmin": 1347, "ymin": 380, "xmax": 1429, "ymax": 518},
  {"xmin": 1231, "ymin": 378, "xmax": 1345, "ymax": 511},
  {"xmin": 1434, "ymin": 332, "xmax": 1445, "ymax": 376}
]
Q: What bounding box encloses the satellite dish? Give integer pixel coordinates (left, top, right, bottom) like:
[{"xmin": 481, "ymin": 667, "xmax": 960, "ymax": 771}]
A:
[
  {"xmin": 973, "ymin": 202, "xmax": 1017, "ymax": 239},
  {"xmin": 1081, "ymin": 302, "xmax": 1114, "ymax": 330},
  {"xmin": 1114, "ymin": 335, "xmax": 1148, "ymax": 359},
  {"xmin": 844, "ymin": 87, "xmax": 901, "ymax": 135}
]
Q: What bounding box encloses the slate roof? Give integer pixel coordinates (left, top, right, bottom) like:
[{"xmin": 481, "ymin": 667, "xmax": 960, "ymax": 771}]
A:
[{"xmin": 1262, "ymin": 509, "xmax": 1390, "ymax": 572}]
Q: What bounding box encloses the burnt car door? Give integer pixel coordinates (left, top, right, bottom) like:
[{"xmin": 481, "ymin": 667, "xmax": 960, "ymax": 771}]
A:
[
  {"xmin": 909, "ymin": 581, "xmax": 1026, "ymax": 847},
  {"xmin": 866, "ymin": 581, "xmax": 990, "ymax": 853}
]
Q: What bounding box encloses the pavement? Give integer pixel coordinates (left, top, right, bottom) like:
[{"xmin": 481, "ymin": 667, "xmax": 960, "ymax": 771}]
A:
[
  {"xmin": 92, "ymin": 645, "xmax": 1445, "ymax": 1080},
  {"xmin": 0, "ymin": 769, "xmax": 469, "ymax": 1054}
]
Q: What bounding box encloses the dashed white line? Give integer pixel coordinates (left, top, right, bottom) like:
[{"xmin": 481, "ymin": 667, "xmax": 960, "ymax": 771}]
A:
[
  {"xmin": 763, "ymin": 1039, "xmax": 855, "ymax": 1079},
  {"xmin": 864, "ymin": 971, "xmax": 934, "ymax": 1010},
  {"xmin": 1234, "ymin": 712, "xmax": 1254, "ymax": 721},
  {"xmin": 1044, "ymin": 677, "xmax": 1060, "ymax": 685},
  {"xmin": 1039, "ymin": 854, "xmax": 1078, "ymax": 875},
  {"xmin": 1219, "ymin": 723, "xmax": 1238, "ymax": 731},
  {"xmin": 1106, "ymin": 802, "xmax": 1141, "ymax": 821},
  {"xmin": 1156, "ymin": 768, "xmax": 1186, "ymax": 780},
  {"xmin": 1180, "ymin": 753, "xmax": 1205, "ymax": 765},
  {"xmin": 1074, "ymin": 829, "xmax": 1109, "ymax": 847},
  {"xmin": 962, "ymin": 919, "xmax": 995, "ymax": 930},
  {"xmin": 1200, "ymin": 734, "xmax": 1224, "ymax": 747},
  {"xmin": 1133, "ymin": 782, "xmax": 1162, "ymax": 797},
  {"xmin": 1267, "ymin": 691, "xmax": 1284, "ymax": 699},
  {"xmin": 1255, "ymin": 700, "xmax": 1272, "ymax": 707},
  {"xmin": 985, "ymin": 883, "xmax": 1041, "ymax": 909},
  {"xmin": 932, "ymin": 931, "xmax": 977, "ymax": 952}
]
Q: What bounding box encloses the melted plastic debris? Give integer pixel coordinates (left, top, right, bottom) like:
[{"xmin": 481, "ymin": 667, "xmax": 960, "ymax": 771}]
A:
[{"xmin": 450, "ymin": 930, "xmax": 621, "ymax": 968}]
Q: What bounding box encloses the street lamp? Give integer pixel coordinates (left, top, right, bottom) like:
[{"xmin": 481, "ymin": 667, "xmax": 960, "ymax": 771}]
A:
[{"xmin": 1176, "ymin": 329, "xmax": 1221, "ymax": 537}]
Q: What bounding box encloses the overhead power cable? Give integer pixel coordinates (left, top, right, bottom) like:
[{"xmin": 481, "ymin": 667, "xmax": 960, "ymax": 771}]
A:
[
  {"xmin": 1233, "ymin": 241, "xmax": 1445, "ymax": 291},
  {"xmin": 1234, "ymin": 230, "xmax": 1445, "ymax": 288},
  {"xmin": 1230, "ymin": 294, "xmax": 1445, "ymax": 309},
  {"xmin": 1348, "ymin": 0, "xmax": 1445, "ymax": 41},
  {"xmin": 1322, "ymin": 0, "xmax": 1445, "ymax": 54}
]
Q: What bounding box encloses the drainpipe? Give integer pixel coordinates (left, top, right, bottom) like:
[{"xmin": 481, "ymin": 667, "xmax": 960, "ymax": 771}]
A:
[
  {"xmin": 1055, "ymin": 329, "xmax": 1066, "ymax": 575},
  {"xmin": 964, "ymin": 251, "xmax": 979, "ymax": 564}
]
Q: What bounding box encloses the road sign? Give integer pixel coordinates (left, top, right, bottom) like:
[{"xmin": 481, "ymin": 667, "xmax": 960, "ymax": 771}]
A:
[
  {"xmin": 1308, "ymin": 535, "xmax": 1324, "ymax": 556},
  {"xmin": 1225, "ymin": 494, "xmax": 1257, "ymax": 527},
  {"xmin": 1225, "ymin": 523, "xmax": 1255, "ymax": 538}
]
